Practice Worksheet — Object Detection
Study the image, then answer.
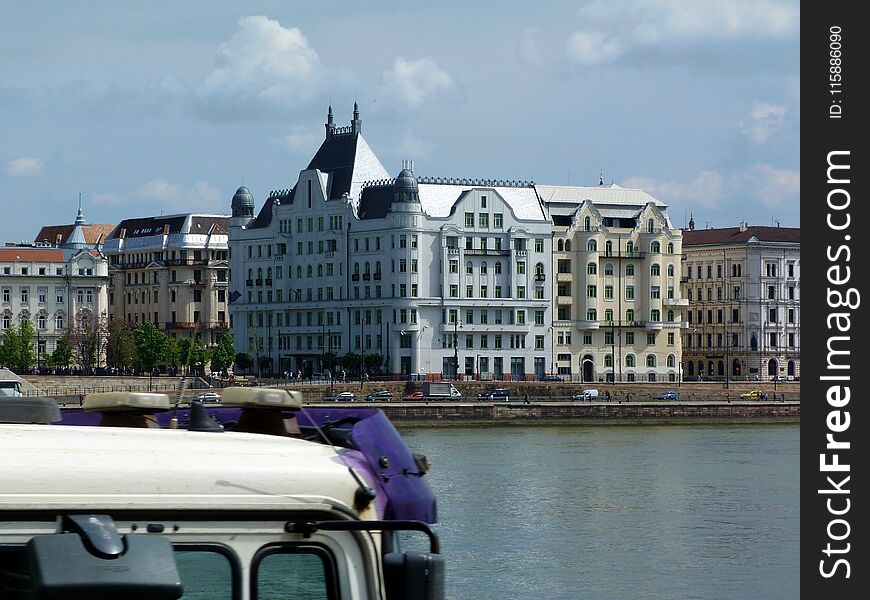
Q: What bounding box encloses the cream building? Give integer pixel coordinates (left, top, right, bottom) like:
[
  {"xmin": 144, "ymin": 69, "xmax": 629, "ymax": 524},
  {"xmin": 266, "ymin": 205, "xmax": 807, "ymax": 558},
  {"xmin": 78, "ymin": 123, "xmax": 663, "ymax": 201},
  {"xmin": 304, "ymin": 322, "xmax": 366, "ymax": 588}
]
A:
[
  {"xmin": 103, "ymin": 214, "xmax": 230, "ymax": 347},
  {"xmin": 538, "ymin": 184, "xmax": 686, "ymax": 382},
  {"xmin": 680, "ymin": 221, "xmax": 800, "ymax": 381},
  {"xmin": 1, "ymin": 206, "xmax": 110, "ymax": 366}
]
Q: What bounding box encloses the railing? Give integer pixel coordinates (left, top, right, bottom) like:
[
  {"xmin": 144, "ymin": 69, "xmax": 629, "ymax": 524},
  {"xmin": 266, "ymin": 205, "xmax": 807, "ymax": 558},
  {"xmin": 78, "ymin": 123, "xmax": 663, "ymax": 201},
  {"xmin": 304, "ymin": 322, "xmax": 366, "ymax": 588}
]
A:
[
  {"xmin": 265, "ymin": 278, "xmax": 273, "ymax": 286},
  {"xmin": 351, "ymin": 274, "xmax": 360, "ymax": 281},
  {"xmin": 362, "ymin": 273, "xmax": 371, "ymax": 281},
  {"xmin": 255, "ymin": 278, "xmax": 263, "ymax": 286},
  {"xmin": 166, "ymin": 258, "xmax": 208, "ymax": 266},
  {"xmin": 465, "ymin": 248, "xmax": 511, "ymax": 256},
  {"xmin": 534, "ymin": 273, "xmax": 546, "ymax": 282},
  {"xmin": 167, "ymin": 321, "xmax": 228, "ymax": 330},
  {"xmin": 373, "ymin": 272, "xmax": 382, "ymax": 280}
]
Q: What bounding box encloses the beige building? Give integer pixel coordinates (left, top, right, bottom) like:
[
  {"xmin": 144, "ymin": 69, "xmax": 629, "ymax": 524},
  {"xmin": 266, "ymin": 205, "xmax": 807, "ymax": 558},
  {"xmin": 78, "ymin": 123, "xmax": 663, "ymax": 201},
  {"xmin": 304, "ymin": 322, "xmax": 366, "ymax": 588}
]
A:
[
  {"xmin": 681, "ymin": 221, "xmax": 800, "ymax": 381},
  {"xmin": 538, "ymin": 184, "xmax": 686, "ymax": 382},
  {"xmin": 104, "ymin": 214, "xmax": 230, "ymax": 347},
  {"xmin": 1, "ymin": 206, "xmax": 110, "ymax": 366}
]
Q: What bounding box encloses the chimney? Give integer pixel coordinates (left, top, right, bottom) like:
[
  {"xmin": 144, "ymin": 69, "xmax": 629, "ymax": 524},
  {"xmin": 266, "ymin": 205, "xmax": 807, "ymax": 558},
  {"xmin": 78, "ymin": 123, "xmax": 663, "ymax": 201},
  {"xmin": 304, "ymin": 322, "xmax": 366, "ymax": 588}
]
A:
[
  {"xmin": 119, "ymin": 228, "xmax": 126, "ymax": 239},
  {"xmin": 55, "ymin": 234, "xmax": 63, "ymax": 245},
  {"xmin": 163, "ymin": 224, "xmax": 170, "ymax": 235},
  {"xmin": 739, "ymin": 221, "xmax": 748, "ymax": 232}
]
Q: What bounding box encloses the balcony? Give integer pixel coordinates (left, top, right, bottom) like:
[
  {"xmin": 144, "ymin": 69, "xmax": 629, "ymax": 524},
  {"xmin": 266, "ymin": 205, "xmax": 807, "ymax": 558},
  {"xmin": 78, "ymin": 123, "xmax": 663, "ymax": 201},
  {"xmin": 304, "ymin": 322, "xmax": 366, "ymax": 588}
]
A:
[
  {"xmin": 265, "ymin": 278, "xmax": 273, "ymax": 286},
  {"xmin": 351, "ymin": 274, "xmax": 360, "ymax": 281},
  {"xmin": 664, "ymin": 298, "xmax": 689, "ymax": 306},
  {"xmin": 446, "ymin": 247, "xmax": 461, "ymax": 255},
  {"xmin": 534, "ymin": 273, "xmax": 546, "ymax": 283},
  {"xmin": 373, "ymin": 272, "xmax": 382, "ymax": 280},
  {"xmin": 189, "ymin": 279, "xmax": 205, "ymax": 287},
  {"xmin": 362, "ymin": 273, "xmax": 371, "ymax": 281},
  {"xmin": 556, "ymin": 272, "xmax": 573, "ymax": 282},
  {"xmin": 601, "ymin": 251, "xmax": 646, "ymax": 259},
  {"xmin": 246, "ymin": 279, "xmax": 254, "ymax": 287},
  {"xmin": 515, "ymin": 249, "xmax": 528, "ymax": 257},
  {"xmin": 575, "ymin": 320, "xmax": 600, "ymax": 330},
  {"xmin": 644, "ymin": 321, "xmax": 664, "ymax": 331},
  {"xmin": 465, "ymin": 248, "xmax": 511, "ymax": 256},
  {"xmin": 166, "ymin": 258, "xmax": 208, "ymax": 266},
  {"xmin": 255, "ymin": 278, "xmax": 263, "ymax": 286}
]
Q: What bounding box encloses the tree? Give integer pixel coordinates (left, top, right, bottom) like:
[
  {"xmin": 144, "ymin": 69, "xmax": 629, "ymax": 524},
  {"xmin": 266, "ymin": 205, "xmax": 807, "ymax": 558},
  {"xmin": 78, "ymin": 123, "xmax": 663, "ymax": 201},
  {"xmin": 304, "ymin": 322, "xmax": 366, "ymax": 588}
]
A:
[
  {"xmin": 105, "ymin": 320, "xmax": 138, "ymax": 369},
  {"xmin": 48, "ymin": 336, "xmax": 74, "ymax": 369},
  {"xmin": 189, "ymin": 338, "xmax": 208, "ymax": 376},
  {"xmin": 133, "ymin": 321, "xmax": 168, "ymax": 371},
  {"xmin": 209, "ymin": 331, "xmax": 235, "ymax": 374},
  {"xmin": 234, "ymin": 352, "xmax": 253, "ymax": 374},
  {"xmin": 176, "ymin": 338, "xmax": 192, "ymax": 373},
  {"xmin": 364, "ymin": 353, "xmax": 384, "ymax": 374},
  {"xmin": 165, "ymin": 338, "xmax": 181, "ymax": 370},
  {"xmin": 0, "ymin": 319, "xmax": 36, "ymax": 372},
  {"xmin": 257, "ymin": 355, "xmax": 273, "ymax": 376},
  {"xmin": 69, "ymin": 310, "xmax": 108, "ymax": 370}
]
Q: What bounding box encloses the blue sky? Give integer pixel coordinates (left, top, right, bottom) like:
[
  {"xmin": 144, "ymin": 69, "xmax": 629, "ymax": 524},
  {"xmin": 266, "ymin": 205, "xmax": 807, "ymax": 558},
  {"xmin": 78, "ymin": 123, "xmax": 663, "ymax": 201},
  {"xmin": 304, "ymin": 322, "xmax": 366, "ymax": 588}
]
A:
[{"xmin": 0, "ymin": 0, "xmax": 799, "ymax": 241}]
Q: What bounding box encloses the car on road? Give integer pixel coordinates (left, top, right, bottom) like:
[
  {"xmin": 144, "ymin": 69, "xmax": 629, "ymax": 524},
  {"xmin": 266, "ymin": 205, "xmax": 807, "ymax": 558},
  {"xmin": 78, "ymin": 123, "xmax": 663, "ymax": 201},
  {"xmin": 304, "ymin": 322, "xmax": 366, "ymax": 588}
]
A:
[
  {"xmin": 654, "ymin": 390, "xmax": 680, "ymax": 400},
  {"xmin": 477, "ymin": 388, "xmax": 510, "ymax": 401},
  {"xmin": 364, "ymin": 390, "xmax": 394, "ymax": 402},
  {"xmin": 322, "ymin": 391, "xmax": 357, "ymax": 402},
  {"xmin": 571, "ymin": 389, "xmax": 599, "ymax": 402},
  {"xmin": 740, "ymin": 390, "xmax": 768, "ymax": 400},
  {"xmin": 771, "ymin": 375, "xmax": 789, "ymax": 382},
  {"xmin": 539, "ymin": 374, "xmax": 564, "ymax": 382},
  {"xmin": 402, "ymin": 391, "xmax": 424, "ymax": 401},
  {"xmin": 194, "ymin": 392, "xmax": 222, "ymax": 404}
]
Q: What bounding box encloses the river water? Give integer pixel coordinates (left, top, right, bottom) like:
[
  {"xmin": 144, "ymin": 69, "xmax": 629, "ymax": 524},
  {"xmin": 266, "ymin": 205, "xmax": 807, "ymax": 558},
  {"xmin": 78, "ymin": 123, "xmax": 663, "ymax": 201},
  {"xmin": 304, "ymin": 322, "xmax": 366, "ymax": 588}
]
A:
[{"xmin": 399, "ymin": 424, "xmax": 799, "ymax": 600}]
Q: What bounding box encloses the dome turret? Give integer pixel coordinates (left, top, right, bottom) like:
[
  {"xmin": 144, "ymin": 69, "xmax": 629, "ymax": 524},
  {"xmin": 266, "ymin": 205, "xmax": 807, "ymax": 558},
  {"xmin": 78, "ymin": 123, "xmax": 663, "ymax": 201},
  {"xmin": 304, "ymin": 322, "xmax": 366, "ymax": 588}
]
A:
[
  {"xmin": 393, "ymin": 162, "xmax": 420, "ymax": 204},
  {"xmin": 232, "ymin": 186, "xmax": 255, "ymax": 218}
]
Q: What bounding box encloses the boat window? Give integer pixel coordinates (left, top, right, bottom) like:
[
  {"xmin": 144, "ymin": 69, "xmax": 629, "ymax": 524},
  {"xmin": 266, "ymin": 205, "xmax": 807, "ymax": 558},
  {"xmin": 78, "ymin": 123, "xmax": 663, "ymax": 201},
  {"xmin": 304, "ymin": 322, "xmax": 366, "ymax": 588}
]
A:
[
  {"xmin": 253, "ymin": 545, "xmax": 336, "ymax": 600},
  {"xmin": 174, "ymin": 546, "xmax": 239, "ymax": 600}
]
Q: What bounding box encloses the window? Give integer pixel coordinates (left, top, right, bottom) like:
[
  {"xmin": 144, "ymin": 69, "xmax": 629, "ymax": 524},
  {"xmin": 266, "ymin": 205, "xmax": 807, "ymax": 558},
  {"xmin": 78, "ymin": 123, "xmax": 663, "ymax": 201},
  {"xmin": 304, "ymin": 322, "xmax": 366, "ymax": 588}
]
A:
[
  {"xmin": 604, "ymin": 285, "xmax": 613, "ymax": 299},
  {"xmin": 517, "ymin": 286, "xmax": 526, "ymax": 299},
  {"xmin": 535, "ymin": 238, "xmax": 544, "ymax": 253},
  {"xmin": 587, "ymin": 240, "xmax": 597, "ymax": 252},
  {"xmin": 493, "ymin": 213, "xmax": 503, "ymax": 228},
  {"xmin": 646, "ymin": 354, "xmax": 657, "ymax": 367},
  {"xmin": 449, "ymin": 259, "xmax": 458, "ymax": 273},
  {"xmin": 625, "ymin": 286, "xmax": 635, "ymax": 300},
  {"xmin": 587, "ymin": 262, "xmax": 597, "ymax": 275},
  {"xmin": 479, "ymin": 213, "xmax": 489, "ymax": 228},
  {"xmin": 494, "ymin": 261, "xmax": 502, "ymax": 275},
  {"xmin": 650, "ymin": 309, "xmax": 661, "ymax": 322},
  {"xmin": 449, "ymin": 285, "xmax": 459, "ymax": 298},
  {"xmin": 604, "ymin": 263, "xmax": 613, "ymax": 276},
  {"xmin": 625, "ymin": 264, "xmax": 635, "ymax": 277},
  {"xmin": 650, "ymin": 242, "xmax": 660, "ymax": 253},
  {"xmin": 625, "ymin": 331, "xmax": 634, "ymax": 344},
  {"xmin": 604, "ymin": 308, "xmax": 613, "ymax": 322},
  {"xmin": 516, "ymin": 310, "xmax": 526, "ymax": 325},
  {"xmin": 254, "ymin": 549, "xmax": 332, "ymax": 600},
  {"xmin": 535, "ymin": 335, "xmax": 545, "ymax": 350},
  {"xmin": 626, "ymin": 355, "xmax": 635, "ymax": 367},
  {"xmin": 587, "ymin": 285, "xmax": 597, "ymax": 298},
  {"xmin": 465, "ymin": 212, "xmax": 474, "ymax": 227},
  {"xmin": 517, "ymin": 261, "xmax": 525, "ymax": 275},
  {"xmin": 586, "ymin": 308, "xmax": 597, "ymax": 321}
]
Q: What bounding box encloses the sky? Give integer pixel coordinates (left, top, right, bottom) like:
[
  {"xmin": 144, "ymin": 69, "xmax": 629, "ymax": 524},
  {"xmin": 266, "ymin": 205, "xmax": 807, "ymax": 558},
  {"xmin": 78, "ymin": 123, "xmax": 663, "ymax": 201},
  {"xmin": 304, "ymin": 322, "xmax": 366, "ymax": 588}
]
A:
[{"xmin": 0, "ymin": 0, "xmax": 800, "ymax": 242}]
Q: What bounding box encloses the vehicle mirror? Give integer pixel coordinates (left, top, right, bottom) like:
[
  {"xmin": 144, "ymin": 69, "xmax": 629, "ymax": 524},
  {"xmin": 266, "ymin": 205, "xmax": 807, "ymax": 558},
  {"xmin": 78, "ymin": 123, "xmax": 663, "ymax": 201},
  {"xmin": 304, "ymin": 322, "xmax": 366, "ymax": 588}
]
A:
[
  {"xmin": 383, "ymin": 552, "xmax": 445, "ymax": 600},
  {"xmin": 26, "ymin": 515, "xmax": 182, "ymax": 599}
]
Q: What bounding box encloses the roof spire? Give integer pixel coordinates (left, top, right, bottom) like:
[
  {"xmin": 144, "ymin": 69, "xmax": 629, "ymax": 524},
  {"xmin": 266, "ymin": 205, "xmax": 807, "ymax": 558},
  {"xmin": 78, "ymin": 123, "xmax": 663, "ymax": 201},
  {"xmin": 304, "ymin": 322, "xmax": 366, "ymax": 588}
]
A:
[
  {"xmin": 599, "ymin": 171, "xmax": 604, "ymax": 186},
  {"xmin": 326, "ymin": 104, "xmax": 335, "ymax": 139},
  {"xmin": 351, "ymin": 101, "xmax": 362, "ymax": 135},
  {"xmin": 74, "ymin": 192, "xmax": 86, "ymax": 225},
  {"xmin": 688, "ymin": 211, "xmax": 695, "ymax": 231}
]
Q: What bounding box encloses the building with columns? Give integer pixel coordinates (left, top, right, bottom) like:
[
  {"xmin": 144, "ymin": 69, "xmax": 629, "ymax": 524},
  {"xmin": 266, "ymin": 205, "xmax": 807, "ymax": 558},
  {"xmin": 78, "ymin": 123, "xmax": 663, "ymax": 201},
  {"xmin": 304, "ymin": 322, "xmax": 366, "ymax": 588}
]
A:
[
  {"xmin": 229, "ymin": 105, "xmax": 553, "ymax": 379},
  {"xmin": 103, "ymin": 214, "xmax": 230, "ymax": 346},
  {"xmin": 680, "ymin": 221, "xmax": 800, "ymax": 381},
  {"xmin": 1, "ymin": 206, "xmax": 110, "ymax": 365},
  {"xmin": 537, "ymin": 184, "xmax": 686, "ymax": 382}
]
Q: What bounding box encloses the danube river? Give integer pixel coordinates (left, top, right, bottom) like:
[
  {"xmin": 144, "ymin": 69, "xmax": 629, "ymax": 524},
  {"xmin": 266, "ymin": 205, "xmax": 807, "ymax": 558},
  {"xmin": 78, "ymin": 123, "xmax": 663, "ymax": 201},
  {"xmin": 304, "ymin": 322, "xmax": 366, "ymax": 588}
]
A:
[{"xmin": 399, "ymin": 424, "xmax": 799, "ymax": 600}]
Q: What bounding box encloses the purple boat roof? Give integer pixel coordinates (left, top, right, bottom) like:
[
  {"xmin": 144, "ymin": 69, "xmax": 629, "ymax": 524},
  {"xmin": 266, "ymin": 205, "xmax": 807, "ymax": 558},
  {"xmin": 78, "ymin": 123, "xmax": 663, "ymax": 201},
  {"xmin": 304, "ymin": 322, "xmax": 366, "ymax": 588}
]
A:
[{"xmin": 59, "ymin": 406, "xmax": 437, "ymax": 524}]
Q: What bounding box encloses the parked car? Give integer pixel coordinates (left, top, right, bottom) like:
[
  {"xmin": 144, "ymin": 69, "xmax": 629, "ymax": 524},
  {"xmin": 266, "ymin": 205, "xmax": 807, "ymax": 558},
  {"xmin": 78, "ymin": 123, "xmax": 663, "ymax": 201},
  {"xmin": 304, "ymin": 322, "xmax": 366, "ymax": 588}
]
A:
[
  {"xmin": 771, "ymin": 375, "xmax": 789, "ymax": 382},
  {"xmin": 655, "ymin": 390, "xmax": 680, "ymax": 400},
  {"xmin": 539, "ymin": 374, "xmax": 564, "ymax": 382},
  {"xmin": 364, "ymin": 390, "xmax": 394, "ymax": 402},
  {"xmin": 571, "ymin": 389, "xmax": 599, "ymax": 402},
  {"xmin": 740, "ymin": 390, "xmax": 768, "ymax": 400},
  {"xmin": 193, "ymin": 392, "xmax": 222, "ymax": 404},
  {"xmin": 402, "ymin": 391, "xmax": 424, "ymax": 401},
  {"xmin": 323, "ymin": 391, "xmax": 357, "ymax": 402},
  {"xmin": 477, "ymin": 388, "xmax": 510, "ymax": 401}
]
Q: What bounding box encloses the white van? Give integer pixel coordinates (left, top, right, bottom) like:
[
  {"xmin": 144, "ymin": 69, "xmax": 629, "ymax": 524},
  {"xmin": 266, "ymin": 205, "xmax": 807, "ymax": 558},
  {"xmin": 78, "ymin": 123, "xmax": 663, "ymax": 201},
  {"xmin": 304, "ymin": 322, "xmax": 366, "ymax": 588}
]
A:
[{"xmin": 572, "ymin": 389, "xmax": 599, "ymax": 402}]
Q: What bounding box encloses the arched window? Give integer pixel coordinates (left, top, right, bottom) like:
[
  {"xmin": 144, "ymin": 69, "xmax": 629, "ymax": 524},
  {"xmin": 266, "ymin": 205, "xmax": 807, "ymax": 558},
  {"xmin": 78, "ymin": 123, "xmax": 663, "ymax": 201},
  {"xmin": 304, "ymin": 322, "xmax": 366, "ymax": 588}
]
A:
[
  {"xmin": 667, "ymin": 354, "xmax": 676, "ymax": 368},
  {"xmin": 651, "ymin": 264, "xmax": 661, "ymax": 276},
  {"xmin": 587, "ymin": 262, "xmax": 597, "ymax": 275},
  {"xmin": 296, "ymin": 265, "xmax": 303, "ymax": 278},
  {"xmin": 732, "ymin": 264, "xmax": 737, "ymax": 277},
  {"xmin": 586, "ymin": 309, "xmax": 597, "ymax": 321},
  {"xmin": 495, "ymin": 261, "xmax": 502, "ymax": 274},
  {"xmin": 587, "ymin": 240, "xmax": 597, "ymax": 252},
  {"xmin": 605, "ymin": 241, "xmax": 613, "ymax": 256},
  {"xmin": 376, "ymin": 261, "xmax": 382, "ymax": 274},
  {"xmin": 480, "ymin": 261, "xmax": 488, "ymax": 274},
  {"xmin": 317, "ymin": 264, "xmax": 323, "ymax": 277},
  {"xmin": 257, "ymin": 268, "xmax": 263, "ymax": 279},
  {"xmin": 365, "ymin": 262, "xmax": 371, "ymax": 275},
  {"xmin": 626, "ymin": 309, "xmax": 635, "ymax": 322},
  {"xmin": 354, "ymin": 263, "xmax": 360, "ymax": 275},
  {"xmin": 625, "ymin": 264, "xmax": 635, "ymax": 277},
  {"xmin": 535, "ymin": 262, "xmax": 544, "ymax": 276},
  {"xmin": 650, "ymin": 241, "xmax": 660, "ymax": 253},
  {"xmin": 584, "ymin": 216, "xmax": 591, "ymax": 231},
  {"xmin": 651, "ymin": 309, "xmax": 661, "ymax": 322},
  {"xmin": 564, "ymin": 240, "xmax": 571, "ymax": 251},
  {"xmin": 646, "ymin": 354, "xmax": 657, "ymax": 367},
  {"xmin": 626, "ymin": 241, "xmax": 634, "ymax": 255},
  {"xmin": 626, "ymin": 355, "xmax": 635, "ymax": 367},
  {"xmin": 604, "ymin": 263, "xmax": 614, "ymax": 276},
  {"xmin": 604, "ymin": 309, "xmax": 613, "ymax": 322},
  {"xmin": 307, "ymin": 265, "xmax": 313, "ymax": 277},
  {"xmin": 667, "ymin": 264, "xmax": 674, "ymax": 276},
  {"xmin": 558, "ymin": 240, "xmax": 564, "ymax": 251},
  {"xmin": 750, "ymin": 334, "xmax": 758, "ymax": 351},
  {"xmin": 604, "ymin": 354, "xmax": 613, "ymax": 367},
  {"xmin": 267, "ymin": 267, "xmax": 272, "ymax": 279},
  {"xmin": 647, "ymin": 219, "xmax": 654, "ymax": 233},
  {"xmin": 667, "ymin": 310, "xmax": 674, "ymax": 322},
  {"xmin": 466, "ymin": 261, "xmax": 473, "ymax": 275},
  {"xmin": 247, "ymin": 268, "xmax": 253, "ymax": 279},
  {"xmin": 667, "ymin": 242, "xmax": 674, "ymax": 254}
]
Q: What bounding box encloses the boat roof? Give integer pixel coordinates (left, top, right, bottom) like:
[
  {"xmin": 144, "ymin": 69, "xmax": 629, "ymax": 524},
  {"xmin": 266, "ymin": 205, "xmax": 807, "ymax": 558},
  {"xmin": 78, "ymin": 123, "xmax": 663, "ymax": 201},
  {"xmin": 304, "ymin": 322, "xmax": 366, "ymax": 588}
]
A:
[{"xmin": 0, "ymin": 424, "xmax": 365, "ymax": 514}]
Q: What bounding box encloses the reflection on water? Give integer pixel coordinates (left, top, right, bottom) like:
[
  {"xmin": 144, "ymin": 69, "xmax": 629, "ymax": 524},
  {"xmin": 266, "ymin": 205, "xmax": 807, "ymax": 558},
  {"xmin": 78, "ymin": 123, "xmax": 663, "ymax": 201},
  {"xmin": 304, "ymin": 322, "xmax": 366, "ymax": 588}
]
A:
[{"xmin": 400, "ymin": 425, "xmax": 799, "ymax": 600}]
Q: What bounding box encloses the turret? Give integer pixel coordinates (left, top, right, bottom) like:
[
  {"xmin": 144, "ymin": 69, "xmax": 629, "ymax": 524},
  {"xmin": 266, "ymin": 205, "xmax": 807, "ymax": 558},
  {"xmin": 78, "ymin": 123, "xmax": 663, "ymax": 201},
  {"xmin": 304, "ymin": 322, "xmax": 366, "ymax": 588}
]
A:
[
  {"xmin": 351, "ymin": 102, "xmax": 362, "ymax": 135},
  {"xmin": 231, "ymin": 186, "xmax": 255, "ymax": 227}
]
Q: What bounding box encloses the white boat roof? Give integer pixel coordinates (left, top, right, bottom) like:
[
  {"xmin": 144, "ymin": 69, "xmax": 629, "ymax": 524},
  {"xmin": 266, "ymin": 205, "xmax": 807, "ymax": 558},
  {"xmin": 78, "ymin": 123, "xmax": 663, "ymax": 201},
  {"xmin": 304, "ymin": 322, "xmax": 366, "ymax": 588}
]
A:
[
  {"xmin": 0, "ymin": 425, "xmax": 367, "ymax": 513},
  {"xmin": 417, "ymin": 183, "xmax": 546, "ymax": 221}
]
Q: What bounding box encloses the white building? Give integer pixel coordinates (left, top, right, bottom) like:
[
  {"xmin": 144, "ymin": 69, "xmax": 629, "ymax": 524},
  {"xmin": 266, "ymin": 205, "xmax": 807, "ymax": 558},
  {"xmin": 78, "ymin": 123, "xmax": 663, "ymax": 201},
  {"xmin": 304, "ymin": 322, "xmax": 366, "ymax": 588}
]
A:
[
  {"xmin": 681, "ymin": 221, "xmax": 800, "ymax": 380},
  {"xmin": 229, "ymin": 105, "xmax": 553, "ymax": 379},
  {"xmin": 1, "ymin": 206, "xmax": 110, "ymax": 365}
]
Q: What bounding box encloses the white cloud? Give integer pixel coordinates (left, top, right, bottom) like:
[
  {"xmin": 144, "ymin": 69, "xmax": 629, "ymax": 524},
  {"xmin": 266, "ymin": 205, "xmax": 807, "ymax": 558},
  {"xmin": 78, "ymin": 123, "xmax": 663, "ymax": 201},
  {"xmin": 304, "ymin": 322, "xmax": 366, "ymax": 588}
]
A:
[
  {"xmin": 746, "ymin": 164, "xmax": 799, "ymax": 207},
  {"xmin": 4, "ymin": 157, "xmax": 43, "ymax": 177},
  {"xmin": 93, "ymin": 179, "xmax": 224, "ymax": 210},
  {"xmin": 623, "ymin": 170, "xmax": 726, "ymax": 208},
  {"xmin": 276, "ymin": 126, "xmax": 323, "ymax": 153},
  {"xmin": 195, "ymin": 16, "xmax": 326, "ymax": 119},
  {"xmin": 741, "ymin": 102, "xmax": 787, "ymax": 143},
  {"xmin": 380, "ymin": 57, "xmax": 454, "ymax": 109},
  {"xmin": 565, "ymin": 32, "xmax": 624, "ymax": 66},
  {"xmin": 391, "ymin": 132, "xmax": 434, "ymax": 160},
  {"xmin": 566, "ymin": 0, "xmax": 798, "ymax": 66}
]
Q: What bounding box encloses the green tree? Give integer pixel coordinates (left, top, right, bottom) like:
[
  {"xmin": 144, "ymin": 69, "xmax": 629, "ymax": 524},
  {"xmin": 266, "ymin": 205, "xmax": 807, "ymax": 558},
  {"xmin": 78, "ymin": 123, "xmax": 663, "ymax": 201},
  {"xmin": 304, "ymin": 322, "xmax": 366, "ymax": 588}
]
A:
[
  {"xmin": 133, "ymin": 321, "xmax": 168, "ymax": 371},
  {"xmin": 105, "ymin": 320, "xmax": 138, "ymax": 369},
  {"xmin": 257, "ymin": 355, "xmax": 273, "ymax": 376},
  {"xmin": 1, "ymin": 319, "xmax": 37, "ymax": 372},
  {"xmin": 165, "ymin": 338, "xmax": 181, "ymax": 369},
  {"xmin": 364, "ymin": 353, "xmax": 384, "ymax": 374},
  {"xmin": 209, "ymin": 331, "xmax": 235, "ymax": 374},
  {"xmin": 234, "ymin": 352, "xmax": 253, "ymax": 374},
  {"xmin": 48, "ymin": 336, "xmax": 74, "ymax": 369},
  {"xmin": 189, "ymin": 338, "xmax": 208, "ymax": 376},
  {"xmin": 176, "ymin": 338, "xmax": 193, "ymax": 373}
]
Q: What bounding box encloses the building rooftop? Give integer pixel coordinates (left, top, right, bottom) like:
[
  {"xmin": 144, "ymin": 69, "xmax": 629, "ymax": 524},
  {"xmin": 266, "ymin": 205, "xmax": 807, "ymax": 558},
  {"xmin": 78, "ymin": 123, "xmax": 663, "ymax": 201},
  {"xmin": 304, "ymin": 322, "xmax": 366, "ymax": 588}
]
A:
[
  {"xmin": 0, "ymin": 248, "xmax": 66, "ymax": 263},
  {"xmin": 34, "ymin": 224, "xmax": 115, "ymax": 246},
  {"xmin": 108, "ymin": 214, "xmax": 229, "ymax": 240},
  {"xmin": 683, "ymin": 226, "xmax": 800, "ymax": 246}
]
